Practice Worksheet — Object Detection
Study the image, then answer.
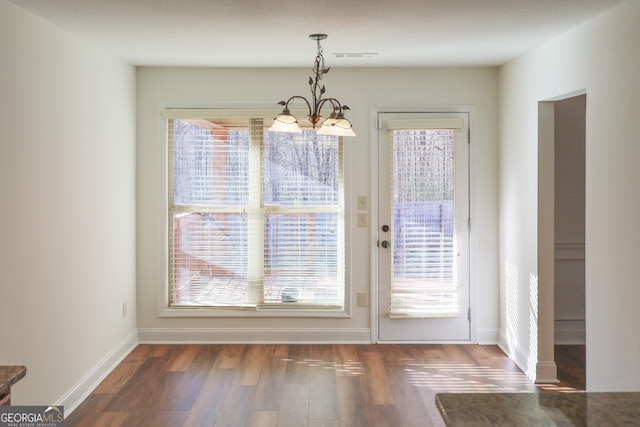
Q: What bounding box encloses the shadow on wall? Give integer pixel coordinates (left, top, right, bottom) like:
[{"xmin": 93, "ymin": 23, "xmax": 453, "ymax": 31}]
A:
[{"xmin": 504, "ymin": 262, "xmax": 540, "ymax": 381}]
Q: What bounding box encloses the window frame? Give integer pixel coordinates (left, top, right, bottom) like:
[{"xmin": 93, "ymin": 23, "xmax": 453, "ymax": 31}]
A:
[{"xmin": 158, "ymin": 107, "xmax": 351, "ymax": 318}]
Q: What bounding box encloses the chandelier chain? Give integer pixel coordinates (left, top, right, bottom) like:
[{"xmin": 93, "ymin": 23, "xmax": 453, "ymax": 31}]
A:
[{"xmin": 311, "ymin": 38, "xmax": 329, "ymax": 116}]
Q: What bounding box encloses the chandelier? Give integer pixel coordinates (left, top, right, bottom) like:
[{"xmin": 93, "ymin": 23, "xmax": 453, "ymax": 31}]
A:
[{"xmin": 268, "ymin": 34, "xmax": 356, "ymax": 137}]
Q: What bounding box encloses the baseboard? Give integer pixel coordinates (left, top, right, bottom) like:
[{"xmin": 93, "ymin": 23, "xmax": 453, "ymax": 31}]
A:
[
  {"xmin": 535, "ymin": 361, "xmax": 559, "ymax": 384},
  {"xmin": 476, "ymin": 328, "xmax": 500, "ymax": 344},
  {"xmin": 137, "ymin": 328, "xmax": 372, "ymax": 344},
  {"xmin": 498, "ymin": 331, "xmax": 535, "ymax": 381},
  {"xmin": 498, "ymin": 331, "xmax": 559, "ymax": 383},
  {"xmin": 57, "ymin": 330, "xmax": 138, "ymax": 416}
]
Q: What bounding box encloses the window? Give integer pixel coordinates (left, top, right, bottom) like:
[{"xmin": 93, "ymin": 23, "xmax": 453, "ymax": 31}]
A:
[{"xmin": 164, "ymin": 110, "xmax": 344, "ymax": 312}]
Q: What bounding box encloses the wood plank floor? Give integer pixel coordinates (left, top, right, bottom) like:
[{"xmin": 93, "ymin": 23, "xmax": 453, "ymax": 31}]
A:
[{"xmin": 64, "ymin": 344, "xmax": 585, "ymax": 427}]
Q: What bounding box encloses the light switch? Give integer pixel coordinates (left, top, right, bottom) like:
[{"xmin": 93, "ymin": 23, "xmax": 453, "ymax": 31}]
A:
[
  {"xmin": 357, "ymin": 213, "xmax": 368, "ymax": 227},
  {"xmin": 357, "ymin": 292, "xmax": 368, "ymax": 307},
  {"xmin": 357, "ymin": 196, "xmax": 367, "ymax": 210}
]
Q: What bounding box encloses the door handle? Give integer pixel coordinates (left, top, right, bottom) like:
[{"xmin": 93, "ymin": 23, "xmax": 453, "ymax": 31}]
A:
[
  {"xmin": 381, "ymin": 240, "xmax": 390, "ymax": 249},
  {"xmin": 381, "ymin": 224, "xmax": 390, "ymax": 232}
]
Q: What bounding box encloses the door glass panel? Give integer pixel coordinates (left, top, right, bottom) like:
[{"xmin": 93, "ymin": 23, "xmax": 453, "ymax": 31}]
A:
[{"xmin": 390, "ymin": 128, "xmax": 458, "ymax": 318}]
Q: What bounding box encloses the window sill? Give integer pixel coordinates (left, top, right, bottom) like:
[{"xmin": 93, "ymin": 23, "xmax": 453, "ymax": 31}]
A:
[{"xmin": 158, "ymin": 306, "xmax": 351, "ymax": 318}]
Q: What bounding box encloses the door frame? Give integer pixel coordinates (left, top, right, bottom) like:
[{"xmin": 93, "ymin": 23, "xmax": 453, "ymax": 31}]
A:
[{"xmin": 370, "ymin": 105, "xmax": 478, "ymax": 343}]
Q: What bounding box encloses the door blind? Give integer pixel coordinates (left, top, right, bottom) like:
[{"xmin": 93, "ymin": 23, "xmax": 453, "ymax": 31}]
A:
[{"xmin": 387, "ymin": 119, "xmax": 462, "ymax": 318}]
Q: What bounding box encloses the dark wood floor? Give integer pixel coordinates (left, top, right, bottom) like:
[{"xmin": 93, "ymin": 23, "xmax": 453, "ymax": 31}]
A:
[
  {"xmin": 64, "ymin": 344, "xmax": 585, "ymax": 427},
  {"xmin": 555, "ymin": 344, "xmax": 586, "ymax": 390}
]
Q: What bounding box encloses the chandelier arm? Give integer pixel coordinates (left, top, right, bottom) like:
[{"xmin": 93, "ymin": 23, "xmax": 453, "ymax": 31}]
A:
[
  {"xmin": 317, "ymin": 98, "xmax": 340, "ymax": 116},
  {"xmin": 283, "ymin": 95, "xmax": 313, "ymax": 115}
]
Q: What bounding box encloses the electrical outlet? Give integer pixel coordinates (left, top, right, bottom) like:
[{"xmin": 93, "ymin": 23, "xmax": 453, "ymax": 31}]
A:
[
  {"xmin": 357, "ymin": 213, "xmax": 368, "ymax": 227},
  {"xmin": 357, "ymin": 196, "xmax": 367, "ymax": 210},
  {"xmin": 357, "ymin": 292, "xmax": 368, "ymax": 307}
]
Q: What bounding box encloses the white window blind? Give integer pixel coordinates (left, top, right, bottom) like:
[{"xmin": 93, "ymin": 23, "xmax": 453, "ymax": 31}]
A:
[
  {"xmin": 166, "ymin": 112, "xmax": 344, "ymax": 310},
  {"xmin": 387, "ymin": 119, "xmax": 462, "ymax": 318}
]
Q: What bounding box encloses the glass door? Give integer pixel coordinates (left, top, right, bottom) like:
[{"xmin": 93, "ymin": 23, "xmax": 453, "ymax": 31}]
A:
[{"xmin": 377, "ymin": 112, "xmax": 470, "ymax": 342}]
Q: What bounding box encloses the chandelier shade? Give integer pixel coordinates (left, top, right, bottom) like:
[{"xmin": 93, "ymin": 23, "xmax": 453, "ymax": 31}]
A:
[
  {"xmin": 317, "ymin": 113, "xmax": 356, "ymax": 137},
  {"xmin": 268, "ymin": 34, "xmax": 356, "ymax": 137},
  {"xmin": 268, "ymin": 109, "xmax": 302, "ymax": 133}
]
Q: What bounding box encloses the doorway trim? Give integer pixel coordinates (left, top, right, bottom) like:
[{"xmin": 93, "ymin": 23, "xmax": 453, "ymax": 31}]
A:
[
  {"xmin": 370, "ymin": 105, "xmax": 478, "ymax": 344},
  {"xmin": 537, "ymin": 89, "xmax": 586, "ymax": 383}
]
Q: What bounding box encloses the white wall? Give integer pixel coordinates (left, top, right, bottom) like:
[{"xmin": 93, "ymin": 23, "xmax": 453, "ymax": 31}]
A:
[
  {"xmin": 499, "ymin": 0, "xmax": 640, "ymax": 390},
  {"xmin": 0, "ymin": 0, "xmax": 137, "ymax": 409},
  {"xmin": 136, "ymin": 66, "xmax": 500, "ymax": 343}
]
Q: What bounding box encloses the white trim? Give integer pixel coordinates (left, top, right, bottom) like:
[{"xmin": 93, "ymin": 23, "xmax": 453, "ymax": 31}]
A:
[
  {"xmin": 158, "ymin": 306, "xmax": 350, "ymax": 318},
  {"xmin": 343, "ymin": 126, "xmax": 355, "ymax": 324},
  {"xmin": 498, "ymin": 330, "xmax": 534, "ymax": 381},
  {"xmin": 159, "ymin": 106, "xmax": 351, "ymax": 319},
  {"xmin": 158, "ymin": 108, "xmax": 170, "ymax": 320},
  {"xmin": 369, "ymin": 106, "xmax": 380, "ymax": 343},
  {"xmin": 137, "ymin": 328, "xmax": 372, "ymax": 344},
  {"xmin": 386, "ymin": 118, "xmax": 464, "ymax": 130},
  {"xmin": 535, "ymin": 361, "xmax": 560, "ymax": 384},
  {"xmin": 476, "ymin": 327, "xmax": 500, "ymax": 344},
  {"xmin": 555, "ymin": 242, "xmax": 585, "ymax": 261},
  {"xmin": 555, "ymin": 314, "xmax": 585, "ymax": 321},
  {"xmin": 467, "ymin": 106, "xmax": 479, "ymax": 344},
  {"xmin": 498, "ymin": 330, "xmax": 559, "ymax": 383},
  {"xmin": 58, "ymin": 330, "xmax": 138, "ymax": 416},
  {"xmin": 554, "ymin": 315, "xmax": 586, "ymax": 344},
  {"xmin": 543, "ymin": 89, "xmax": 587, "ymax": 103},
  {"xmin": 161, "ymin": 107, "xmax": 309, "ymax": 119},
  {"xmin": 377, "ymin": 340, "xmax": 472, "ymax": 344}
]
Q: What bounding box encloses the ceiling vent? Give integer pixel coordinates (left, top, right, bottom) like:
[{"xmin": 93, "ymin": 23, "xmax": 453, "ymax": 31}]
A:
[{"xmin": 333, "ymin": 53, "xmax": 378, "ymax": 59}]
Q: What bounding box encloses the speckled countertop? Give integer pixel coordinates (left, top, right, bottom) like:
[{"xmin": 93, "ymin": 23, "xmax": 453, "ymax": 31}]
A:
[
  {"xmin": 0, "ymin": 366, "xmax": 26, "ymax": 392},
  {"xmin": 436, "ymin": 392, "xmax": 640, "ymax": 426}
]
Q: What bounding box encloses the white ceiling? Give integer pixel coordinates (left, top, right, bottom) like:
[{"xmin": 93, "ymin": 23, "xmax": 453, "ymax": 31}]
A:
[{"xmin": 9, "ymin": 0, "xmax": 625, "ymax": 67}]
